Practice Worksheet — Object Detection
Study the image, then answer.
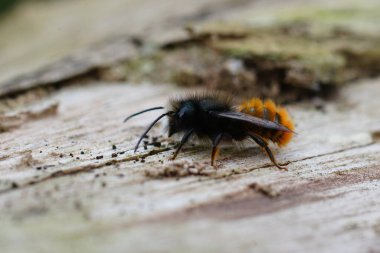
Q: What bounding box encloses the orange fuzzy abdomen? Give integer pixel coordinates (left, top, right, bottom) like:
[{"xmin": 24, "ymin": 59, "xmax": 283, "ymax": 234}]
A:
[{"xmin": 238, "ymin": 98, "xmax": 295, "ymax": 147}]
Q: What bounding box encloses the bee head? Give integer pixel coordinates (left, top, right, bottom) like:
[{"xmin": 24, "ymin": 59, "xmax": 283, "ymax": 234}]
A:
[{"xmin": 168, "ymin": 101, "xmax": 196, "ymax": 137}]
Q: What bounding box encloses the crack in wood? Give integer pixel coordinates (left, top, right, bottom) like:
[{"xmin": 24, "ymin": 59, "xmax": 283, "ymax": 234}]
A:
[
  {"xmin": 151, "ymin": 164, "xmax": 380, "ymax": 222},
  {"xmin": 0, "ymin": 141, "xmax": 374, "ymax": 198},
  {"xmin": 0, "ymin": 147, "xmax": 171, "ymax": 195},
  {"xmin": 206, "ymin": 142, "xmax": 375, "ymax": 180}
]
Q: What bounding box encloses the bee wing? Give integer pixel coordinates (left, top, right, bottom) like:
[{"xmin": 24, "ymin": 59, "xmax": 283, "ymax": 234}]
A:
[{"xmin": 210, "ymin": 111, "xmax": 292, "ymax": 132}]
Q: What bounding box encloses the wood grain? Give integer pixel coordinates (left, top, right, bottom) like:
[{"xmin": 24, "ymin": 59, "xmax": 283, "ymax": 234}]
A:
[{"xmin": 0, "ymin": 78, "xmax": 379, "ymax": 253}]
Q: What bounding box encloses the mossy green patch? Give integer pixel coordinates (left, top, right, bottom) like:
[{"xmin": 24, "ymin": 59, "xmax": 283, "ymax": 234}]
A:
[
  {"xmin": 276, "ymin": 5, "xmax": 380, "ymax": 37},
  {"xmin": 121, "ymin": 1, "xmax": 380, "ymax": 102}
]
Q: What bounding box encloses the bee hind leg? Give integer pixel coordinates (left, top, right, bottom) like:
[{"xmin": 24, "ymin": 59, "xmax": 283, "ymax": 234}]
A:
[{"xmin": 248, "ymin": 133, "xmax": 288, "ymax": 171}]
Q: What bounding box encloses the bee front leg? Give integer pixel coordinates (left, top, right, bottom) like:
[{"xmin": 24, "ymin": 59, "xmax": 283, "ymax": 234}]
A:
[{"xmin": 170, "ymin": 129, "xmax": 194, "ymax": 161}]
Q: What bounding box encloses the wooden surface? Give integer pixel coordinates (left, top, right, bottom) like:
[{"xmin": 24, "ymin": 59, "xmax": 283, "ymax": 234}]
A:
[
  {"xmin": 0, "ymin": 0, "xmax": 243, "ymax": 85},
  {"xmin": 0, "ymin": 78, "xmax": 379, "ymax": 253},
  {"xmin": 1, "ymin": 0, "xmax": 380, "ymax": 252}
]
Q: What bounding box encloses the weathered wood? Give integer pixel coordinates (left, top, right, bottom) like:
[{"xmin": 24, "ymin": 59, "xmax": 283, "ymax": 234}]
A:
[
  {"xmin": 0, "ymin": 0, "xmax": 254, "ymax": 96},
  {"xmin": 1, "ymin": 1, "xmax": 380, "ymax": 253},
  {"xmin": 0, "ymin": 77, "xmax": 379, "ymax": 252}
]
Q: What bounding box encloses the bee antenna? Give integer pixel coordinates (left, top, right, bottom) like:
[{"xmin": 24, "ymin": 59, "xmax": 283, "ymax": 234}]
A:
[
  {"xmin": 124, "ymin": 106, "xmax": 165, "ymax": 123},
  {"xmin": 134, "ymin": 111, "xmax": 174, "ymax": 152}
]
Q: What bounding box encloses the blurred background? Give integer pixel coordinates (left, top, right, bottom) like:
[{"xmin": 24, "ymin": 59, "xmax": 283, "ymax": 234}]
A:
[{"xmin": 1, "ymin": 0, "xmax": 379, "ymax": 102}]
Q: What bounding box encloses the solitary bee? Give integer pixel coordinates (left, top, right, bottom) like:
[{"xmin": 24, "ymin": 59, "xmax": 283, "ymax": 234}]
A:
[{"xmin": 124, "ymin": 93, "xmax": 295, "ymax": 170}]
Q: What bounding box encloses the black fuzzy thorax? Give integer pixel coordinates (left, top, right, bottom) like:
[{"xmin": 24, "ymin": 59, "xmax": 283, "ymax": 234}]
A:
[{"xmin": 168, "ymin": 94, "xmax": 247, "ymax": 140}]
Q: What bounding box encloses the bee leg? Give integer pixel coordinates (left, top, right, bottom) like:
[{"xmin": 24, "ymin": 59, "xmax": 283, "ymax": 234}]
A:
[
  {"xmin": 249, "ymin": 133, "xmax": 288, "ymax": 171},
  {"xmin": 211, "ymin": 133, "xmax": 224, "ymax": 167},
  {"xmin": 170, "ymin": 129, "xmax": 194, "ymax": 161}
]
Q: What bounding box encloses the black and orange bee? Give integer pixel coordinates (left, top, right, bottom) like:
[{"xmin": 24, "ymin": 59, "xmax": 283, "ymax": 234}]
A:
[{"xmin": 124, "ymin": 93, "xmax": 295, "ymax": 170}]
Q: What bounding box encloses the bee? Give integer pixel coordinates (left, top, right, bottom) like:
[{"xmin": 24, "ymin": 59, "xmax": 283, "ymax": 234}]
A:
[{"xmin": 124, "ymin": 93, "xmax": 295, "ymax": 170}]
